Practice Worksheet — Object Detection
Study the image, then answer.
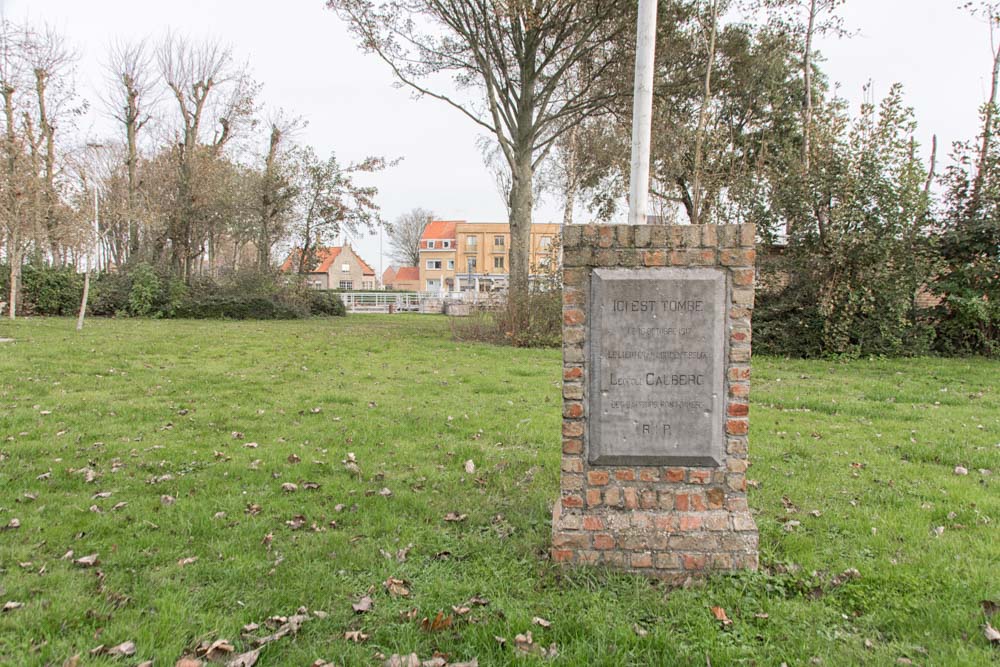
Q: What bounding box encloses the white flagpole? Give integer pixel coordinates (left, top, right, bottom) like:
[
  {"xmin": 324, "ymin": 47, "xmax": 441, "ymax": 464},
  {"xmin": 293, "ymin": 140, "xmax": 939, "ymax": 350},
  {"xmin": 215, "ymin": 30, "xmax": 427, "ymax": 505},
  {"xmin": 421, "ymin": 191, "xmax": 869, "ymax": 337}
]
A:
[{"xmin": 627, "ymin": 0, "xmax": 658, "ymax": 226}]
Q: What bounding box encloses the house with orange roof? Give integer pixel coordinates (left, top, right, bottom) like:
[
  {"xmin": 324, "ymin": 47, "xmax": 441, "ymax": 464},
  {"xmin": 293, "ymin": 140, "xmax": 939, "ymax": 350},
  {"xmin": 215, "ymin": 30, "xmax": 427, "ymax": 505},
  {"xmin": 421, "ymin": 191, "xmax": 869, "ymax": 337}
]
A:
[
  {"xmin": 418, "ymin": 220, "xmax": 561, "ymax": 294},
  {"xmin": 279, "ymin": 243, "xmax": 377, "ymax": 290},
  {"xmin": 383, "ymin": 266, "xmax": 421, "ymax": 291}
]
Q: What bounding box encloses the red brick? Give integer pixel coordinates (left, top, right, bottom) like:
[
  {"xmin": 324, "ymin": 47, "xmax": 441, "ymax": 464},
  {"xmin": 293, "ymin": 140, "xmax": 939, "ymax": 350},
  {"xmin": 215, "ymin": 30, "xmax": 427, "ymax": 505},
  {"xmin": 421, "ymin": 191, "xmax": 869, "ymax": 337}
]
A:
[
  {"xmin": 583, "ymin": 516, "xmax": 605, "ymax": 531},
  {"xmin": 597, "ymin": 226, "xmax": 614, "ymax": 248},
  {"xmin": 689, "ymin": 470, "xmax": 711, "ymax": 485},
  {"xmin": 552, "ymin": 532, "xmax": 589, "ymax": 549},
  {"xmin": 593, "ymin": 534, "xmax": 615, "ymax": 550},
  {"xmin": 640, "ymin": 490, "xmax": 657, "ymax": 509},
  {"xmin": 615, "ymin": 469, "xmax": 635, "ymax": 481},
  {"xmin": 564, "ymin": 367, "xmax": 583, "ymax": 381},
  {"xmin": 679, "ymin": 515, "xmax": 703, "ymax": 531},
  {"xmin": 587, "ymin": 470, "xmax": 609, "ymax": 486},
  {"xmin": 624, "ymin": 487, "xmax": 639, "ymax": 509},
  {"xmin": 562, "ymin": 438, "xmax": 583, "ymax": 454},
  {"xmin": 586, "ymin": 489, "xmax": 603, "ymax": 507},
  {"xmin": 728, "ymin": 367, "xmax": 751, "ymax": 382},
  {"xmin": 604, "ymin": 486, "xmax": 621, "ymax": 506},
  {"xmin": 563, "ymin": 403, "xmax": 583, "ymax": 419},
  {"xmin": 675, "ymin": 494, "xmax": 689, "ymax": 511},
  {"xmin": 732, "ymin": 268, "xmax": 754, "ymax": 287},
  {"xmin": 727, "ymin": 402, "xmax": 749, "ymax": 417},
  {"xmin": 654, "ymin": 515, "xmax": 677, "ymax": 531},
  {"xmin": 707, "ymin": 488, "xmax": 725, "ymax": 510},
  {"xmin": 552, "ymin": 549, "xmax": 573, "ymax": 563},
  {"xmin": 563, "ymin": 309, "xmax": 585, "ymax": 326},
  {"xmin": 642, "ymin": 250, "xmax": 666, "ymax": 266},
  {"xmin": 683, "ymin": 554, "xmax": 707, "ymax": 570},
  {"xmin": 665, "ymin": 468, "xmax": 685, "ymax": 483},
  {"xmin": 729, "ymin": 383, "xmax": 749, "ymax": 399},
  {"xmin": 561, "ymin": 457, "xmax": 583, "ymax": 473},
  {"xmin": 689, "ymin": 493, "xmax": 707, "ymax": 512},
  {"xmin": 726, "ymin": 419, "xmax": 749, "ymax": 436},
  {"xmin": 639, "ymin": 468, "xmax": 660, "ymax": 482},
  {"xmin": 562, "ymin": 494, "xmax": 584, "ymax": 508},
  {"xmin": 631, "ymin": 552, "xmax": 653, "ymax": 568},
  {"xmin": 731, "ymin": 330, "xmax": 749, "ymax": 343},
  {"xmin": 562, "ymin": 422, "xmax": 583, "ymax": 437},
  {"xmin": 720, "ymin": 248, "xmax": 755, "ymax": 266}
]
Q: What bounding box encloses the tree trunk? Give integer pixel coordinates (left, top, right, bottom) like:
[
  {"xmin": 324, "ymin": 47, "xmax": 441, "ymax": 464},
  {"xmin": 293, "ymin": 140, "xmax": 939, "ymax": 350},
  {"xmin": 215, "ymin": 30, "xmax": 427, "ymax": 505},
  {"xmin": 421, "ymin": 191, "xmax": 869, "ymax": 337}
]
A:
[
  {"xmin": 126, "ymin": 94, "xmax": 140, "ymax": 256},
  {"xmin": 7, "ymin": 242, "xmax": 17, "ymax": 319},
  {"xmin": 802, "ymin": 0, "xmax": 817, "ymax": 173},
  {"xmin": 507, "ymin": 148, "xmax": 533, "ymax": 294},
  {"xmin": 972, "ymin": 40, "xmax": 1000, "ymax": 209},
  {"xmin": 76, "ymin": 264, "xmax": 90, "ymax": 330},
  {"xmin": 562, "ymin": 127, "xmax": 578, "ymax": 226}
]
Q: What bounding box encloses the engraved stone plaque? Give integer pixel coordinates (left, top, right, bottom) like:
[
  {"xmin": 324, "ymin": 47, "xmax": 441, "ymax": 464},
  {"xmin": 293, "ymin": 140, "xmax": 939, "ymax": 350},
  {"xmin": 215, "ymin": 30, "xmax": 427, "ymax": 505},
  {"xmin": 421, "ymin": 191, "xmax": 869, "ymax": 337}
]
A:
[{"xmin": 588, "ymin": 267, "xmax": 727, "ymax": 466}]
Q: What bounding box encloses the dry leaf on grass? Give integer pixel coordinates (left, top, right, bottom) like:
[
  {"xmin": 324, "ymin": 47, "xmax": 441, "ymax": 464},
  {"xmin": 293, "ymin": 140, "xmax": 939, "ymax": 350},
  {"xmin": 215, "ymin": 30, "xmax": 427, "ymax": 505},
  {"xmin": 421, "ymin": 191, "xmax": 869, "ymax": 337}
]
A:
[
  {"xmin": 384, "ymin": 655, "xmax": 420, "ymax": 667},
  {"xmin": 710, "ymin": 606, "xmax": 733, "ymax": 626},
  {"xmin": 464, "ymin": 460, "xmax": 476, "ymax": 474},
  {"xmin": 281, "ymin": 483, "xmax": 297, "ymax": 493},
  {"xmin": 196, "ymin": 638, "xmax": 235, "ymax": 661},
  {"xmin": 986, "ymin": 623, "xmax": 1000, "ymax": 644},
  {"xmin": 2, "ymin": 601, "xmax": 24, "ymax": 612},
  {"xmin": 74, "ymin": 553, "xmax": 100, "ymax": 568},
  {"xmin": 3, "ymin": 518, "xmax": 20, "ymax": 530},
  {"xmin": 344, "ymin": 630, "xmax": 368, "ymax": 642},
  {"xmin": 226, "ymin": 648, "xmax": 260, "ymax": 667},
  {"xmin": 420, "ymin": 610, "xmax": 453, "ymax": 631},
  {"xmin": 532, "ymin": 616, "xmax": 552, "ymax": 628},
  {"xmin": 444, "ymin": 512, "xmax": 468, "ymax": 522},
  {"xmin": 352, "ymin": 596, "xmax": 374, "ymax": 613},
  {"xmin": 177, "ymin": 556, "xmax": 199, "ymax": 567},
  {"xmin": 384, "ymin": 577, "xmax": 410, "ymax": 597}
]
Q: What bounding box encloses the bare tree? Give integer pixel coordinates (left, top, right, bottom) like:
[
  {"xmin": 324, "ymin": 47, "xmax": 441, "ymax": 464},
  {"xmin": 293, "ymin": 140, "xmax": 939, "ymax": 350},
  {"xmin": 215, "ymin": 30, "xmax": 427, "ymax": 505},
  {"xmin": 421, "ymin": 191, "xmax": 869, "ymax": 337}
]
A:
[
  {"xmin": 387, "ymin": 207, "xmax": 434, "ymax": 267},
  {"xmin": 964, "ymin": 1, "xmax": 1000, "ymax": 209},
  {"xmin": 0, "ymin": 19, "xmax": 28, "ymax": 318},
  {"xmin": 326, "ymin": 0, "xmax": 630, "ymax": 293},
  {"xmin": 691, "ymin": 0, "xmax": 722, "ymax": 224},
  {"xmin": 104, "ymin": 38, "xmax": 155, "ymax": 257},
  {"xmin": 257, "ymin": 111, "xmax": 303, "ymax": 269},
  {"xmin": 157, "ymin": 32, "xmax": 257, "ymax": 281}
]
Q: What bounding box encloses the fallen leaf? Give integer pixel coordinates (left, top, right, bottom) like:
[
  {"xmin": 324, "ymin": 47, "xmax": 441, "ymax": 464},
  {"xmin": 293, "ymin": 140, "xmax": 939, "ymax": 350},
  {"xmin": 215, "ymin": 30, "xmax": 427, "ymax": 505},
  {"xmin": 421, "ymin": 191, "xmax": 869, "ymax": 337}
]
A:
[
  {"xmin": 112, "ymin": 502, "xmax": 128, "ymax": 511},
  {"xmin": 302, "ymin": 481, "xmax": 320, "ymax": 490},
  {"xmin": 444, "ymin": 512, "xmax": 468, "ymax": 522},
  {"xmin": 632, "ymin": 623, "xmax": 648, "ymax": 637},
  {"xmin": 954, "ymin": 466, "xmax": 969, "ymax": 475},
  {"xmin": 378, "ymin": 487, "xmax": 393, "ymax": 497},
  {"xmin": 3, "ymin": 518, "xmax": 20, "ymax": 530},
  {"xmin": 383, "ymin": 655, "xmax": 420, "ymax": 667},
  {"xmin": 161, "ymin": 495, "xmax": 176, "ymax": 505},
  {"xmin": 420, "ymin": 610, "xmax": 453, "ymax": 632},
  {"xmin": 196, "ymin": 638, "xmax": 235, "ymax": 661},
  {"xmin": 226, "ymin": 648, "xmax": 260, "ymax": 667},
  {"xmin": 74, "ymin": 553, "xmax": 100, "ymax": 568},
  {"xmin": 344, "ymin": 630, "xmax": 368, "ymax": 642},
  {"xmin": 532, "ymin": 616, "xmax": 552, "ymax": 628},
  {"xmin": 281, "ymin": 483, "xmax": 297, "ymax": 493},
  {"xmin": 982, "ymin": 600, "xmax": 1000, "ymax": 617},
  {"xmin": 177, "ymin": 556, "xmax": 199, "ymax": 567},
  {"xmin": 385, "ymin": 577, "xmax": 410, "ymax": 597},
  {"xmin": 464, "ymin": 460, "xmax": 476, "ymax": 474},
  {"xmin": 710, "ymin": 606, "xmax": 733, "ymax": 626},
  {"xmin": 107, "ymin": 641, "xmax": 136, "ymax": 657},
  {"xmin": 2, "ymin": 601, "xmax": 24, "ymax": 612},
  {"xmin": 175, "ymin": 657, "xmax": 203, "ymax": 666},
  {"xmin": 353, "ymin": 596, "xmax": 374, "ymax": 613},
  {"xmin": 986, "ymin": 623, "xmax": 1000, "ymax": 644},
  {"xmin": 246, "ymin": 503, "xmax": 262, "ymax": 516},
  {"xmin": 287, "ymin": 454, "xmax": 301, "ymax": 464}
]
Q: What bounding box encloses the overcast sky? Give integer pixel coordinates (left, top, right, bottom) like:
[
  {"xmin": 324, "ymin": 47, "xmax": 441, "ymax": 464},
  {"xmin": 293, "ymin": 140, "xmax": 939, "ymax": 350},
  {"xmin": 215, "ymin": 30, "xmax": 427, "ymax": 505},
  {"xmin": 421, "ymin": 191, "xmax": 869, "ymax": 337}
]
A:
[{"xmin": 0, "ymin": 0, "xmax": 992, "ymax": 274}]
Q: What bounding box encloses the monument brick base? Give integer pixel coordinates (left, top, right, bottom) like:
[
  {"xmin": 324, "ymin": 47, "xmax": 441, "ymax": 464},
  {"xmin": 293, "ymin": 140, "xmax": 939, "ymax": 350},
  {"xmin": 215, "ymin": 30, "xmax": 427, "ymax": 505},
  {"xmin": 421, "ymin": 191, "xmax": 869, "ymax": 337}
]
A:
[{"xmin": 553, "ymin": 223, "xmax": 758, "ymax": 580}]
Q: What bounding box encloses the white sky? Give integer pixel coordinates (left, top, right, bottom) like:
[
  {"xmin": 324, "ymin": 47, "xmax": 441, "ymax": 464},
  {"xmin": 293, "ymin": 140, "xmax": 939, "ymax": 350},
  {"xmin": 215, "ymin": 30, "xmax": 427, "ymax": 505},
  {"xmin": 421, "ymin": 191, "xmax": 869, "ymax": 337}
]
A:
[{"xmin": 0, "ymin": 0, "xmax": 992, "ymax": 274}]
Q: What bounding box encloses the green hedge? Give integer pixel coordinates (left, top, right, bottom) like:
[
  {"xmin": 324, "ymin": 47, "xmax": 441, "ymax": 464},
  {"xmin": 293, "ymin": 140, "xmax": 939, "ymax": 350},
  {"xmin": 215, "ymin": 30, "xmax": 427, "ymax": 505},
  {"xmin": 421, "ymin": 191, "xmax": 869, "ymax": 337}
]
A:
[{"xmin": 1, "ymin": 264, "xmax": 346, "ymax": 319}]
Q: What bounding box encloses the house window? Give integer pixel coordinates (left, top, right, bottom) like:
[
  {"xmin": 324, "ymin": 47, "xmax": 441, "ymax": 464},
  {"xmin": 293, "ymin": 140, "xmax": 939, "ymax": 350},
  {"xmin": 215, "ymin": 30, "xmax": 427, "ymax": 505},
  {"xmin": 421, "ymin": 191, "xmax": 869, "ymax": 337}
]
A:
[
  {"xmin": 426, "ymin": 259, "xmax": 442, "ymax": 270},
  {"xmin": 539, "ymin": 236, "xmax": 552, "ymax": 249},
  {"xmin": 427, "ymin": 240, "xmax": 435, "ymax": 249},
  {"xmin": 443, "ymin": 240, "xmax": 452, "ymax": 248},
  {"xmin": 341, "ymin": 263, "xmax": 350, "ymax": 273},
  {"xmin": 466, "ymin": 258, "xmax": 477, "ymax": 272},
  {"xmin": 466, "ymin": 235, "xmax": 477, "ymax": 249},
  {"xmin": 339, "ymin": 280, "xmax": 353, "ymax": 290},
  {"xmin": 447, "ymin": 259, "xmax": 455, "ymax": 270},
  {"xmin": 494, "ymin": 235, "xmax": 505, "ymax": 248},
  {"xmin": 494, "ymin": 256, "xmax": 505, "ymax": 270},
  {"xmin": 363, "ymin": 280, "xmax": 373, "ymax": 289}
]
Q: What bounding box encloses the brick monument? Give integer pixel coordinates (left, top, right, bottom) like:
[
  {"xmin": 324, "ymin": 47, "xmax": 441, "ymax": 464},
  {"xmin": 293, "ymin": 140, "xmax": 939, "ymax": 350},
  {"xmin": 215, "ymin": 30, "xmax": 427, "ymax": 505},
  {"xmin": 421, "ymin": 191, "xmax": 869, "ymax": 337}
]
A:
[{"xmin": 552, "ymin": 223, "xmax": 758, "ymax": 580}]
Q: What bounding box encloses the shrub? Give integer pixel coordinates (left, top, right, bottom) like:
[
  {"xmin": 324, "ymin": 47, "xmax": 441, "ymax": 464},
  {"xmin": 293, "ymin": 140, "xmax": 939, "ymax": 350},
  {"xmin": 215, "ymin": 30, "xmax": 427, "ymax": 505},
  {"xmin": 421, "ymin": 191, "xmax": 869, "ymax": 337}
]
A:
[
  {"xmin": 451, "ymin": 288, "xmax": 562, "ymax": 348},
  {"xmin": 15, "ymin": 265, "xmax": 83, "ymax": 316},
  {"xmin": 127, "ymin": 264, "xmax": 162, "ymax": 316},
  {"xmin": 308, "ymin": 290, "xmax": 347, "ymax": 316}
]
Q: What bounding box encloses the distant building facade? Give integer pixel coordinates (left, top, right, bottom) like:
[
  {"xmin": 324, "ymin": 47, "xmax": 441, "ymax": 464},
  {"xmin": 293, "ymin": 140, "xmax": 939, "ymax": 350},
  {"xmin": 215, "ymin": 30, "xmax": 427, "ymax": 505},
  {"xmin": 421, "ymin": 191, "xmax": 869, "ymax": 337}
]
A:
[
  {"xmin": 411, "ymin": 220, "xmax": 560, "ymax": 294},
  {"xmin": 280, "ymin": 244, "xmax": 376, "ymax": 290},
  {"xmin": 382, "ymin": 266, "xmax": 420, "ymax": 291}
]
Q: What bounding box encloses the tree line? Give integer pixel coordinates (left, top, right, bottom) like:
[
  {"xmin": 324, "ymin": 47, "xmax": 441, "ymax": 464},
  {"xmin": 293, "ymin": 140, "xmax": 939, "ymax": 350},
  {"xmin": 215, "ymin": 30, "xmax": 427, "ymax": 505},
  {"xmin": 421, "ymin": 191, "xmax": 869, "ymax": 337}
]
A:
[
  {"xmin": 338, "ymin": 0, "xmax": 1000, "ymax": 356},
  {"xmin": 1, "ymin": 20, "xmax": 390, "ymax": 318}
]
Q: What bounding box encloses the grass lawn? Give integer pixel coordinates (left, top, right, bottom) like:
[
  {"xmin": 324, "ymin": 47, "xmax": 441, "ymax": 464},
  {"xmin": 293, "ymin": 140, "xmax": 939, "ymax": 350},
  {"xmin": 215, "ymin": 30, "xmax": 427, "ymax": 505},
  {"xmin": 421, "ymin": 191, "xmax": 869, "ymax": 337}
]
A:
[{"xmin": 0, "ymin": 315, "xmax": 998, "ymax": 666}]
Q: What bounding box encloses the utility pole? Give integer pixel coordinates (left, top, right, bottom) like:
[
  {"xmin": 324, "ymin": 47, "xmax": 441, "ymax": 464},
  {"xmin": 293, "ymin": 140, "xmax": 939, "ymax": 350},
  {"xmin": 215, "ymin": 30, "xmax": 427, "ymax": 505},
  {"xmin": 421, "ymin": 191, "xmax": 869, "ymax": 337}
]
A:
[{"xmin": 627, "ymin": 0, "xmax": 658, "ymax": 226}]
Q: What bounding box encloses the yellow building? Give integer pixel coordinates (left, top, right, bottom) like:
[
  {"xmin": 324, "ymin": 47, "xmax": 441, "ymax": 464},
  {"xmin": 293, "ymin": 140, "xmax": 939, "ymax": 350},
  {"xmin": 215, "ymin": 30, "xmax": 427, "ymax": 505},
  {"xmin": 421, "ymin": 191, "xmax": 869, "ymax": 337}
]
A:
[{"xmin": 417, "ymin": 220, "xmax": 561, "ymax": 293}]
